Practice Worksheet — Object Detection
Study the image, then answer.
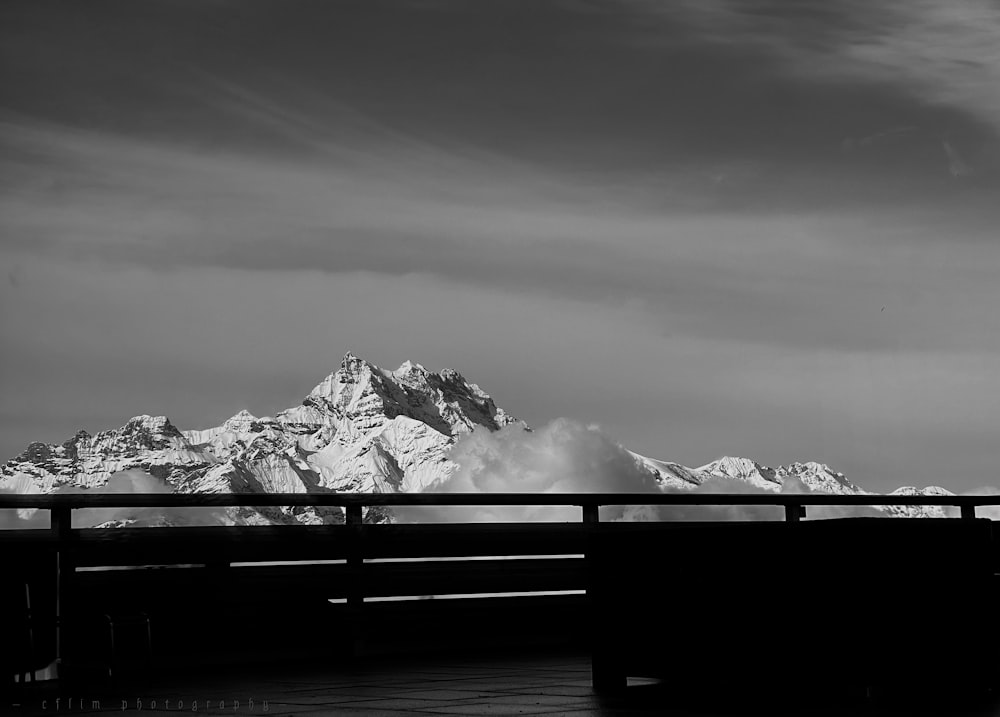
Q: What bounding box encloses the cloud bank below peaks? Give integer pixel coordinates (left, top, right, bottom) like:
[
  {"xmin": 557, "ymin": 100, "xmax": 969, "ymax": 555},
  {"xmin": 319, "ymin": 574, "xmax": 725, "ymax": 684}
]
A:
[
  {"xmin": 0, "ymin": 470, "xmax": 227, "ymax": 529},
  {"xmin": 405, "ymin": 419, "xmax": 882, "ymax": 524}
]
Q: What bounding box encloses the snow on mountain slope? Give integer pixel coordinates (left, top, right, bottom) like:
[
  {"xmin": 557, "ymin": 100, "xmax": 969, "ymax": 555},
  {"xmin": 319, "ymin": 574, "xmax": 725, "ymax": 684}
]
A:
[
  {"xmin": 881, "ymin": 485, "xmax": 955, "ymax": 518},
  {"xmin": 697, "ymin": 456, "xmax": 782, "ymax": 491},
  {"xmin": 781, "ymin": 461, "xmax": 863, "ymax": 495},
  {"xmin": 1, "ymin": 352, "xmax": 954, "ymax": 524},
  {"xmin": 689, "ymin": 456, "xmax": 950, "ymax": 518},
  {"xmin": 691, "ymin": 458, "xmax": 864, "ymax": 496},
  {"xmin": 1, "ymin": 353, "xmax": 522, "ymax": 524},
  {"xmin": 628, "ymin": 452, "xmax": 704, "ymax": 490},
  {"xmin": 2, "ymin": 415, "xmax": 215, "ymax": 494}
]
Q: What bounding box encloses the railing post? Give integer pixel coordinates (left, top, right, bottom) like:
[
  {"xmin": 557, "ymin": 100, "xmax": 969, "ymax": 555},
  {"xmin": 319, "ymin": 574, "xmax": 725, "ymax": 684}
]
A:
[
  {"xmin": 784, "ymin": 503, "xmax": 805, "ymax": 522},
  {"xmin": 344, "ymin": 501, "xmax": 364, "ymax": 656},
  {"xmin": 582, "ymin": 501, "xmax": 622, "ymax": 691},
  {"xmin": 960, "ymin": 504, "xmax": 976, "ymax": 521},
  {"xmin": 52, "ymin": 505, "xmax": 73, "ymax": 678},
  {"xmin": 345, "ymin": 502, "xmax": 363, "ymax": 610},
  {"xmin": 345, "ymin": 502, "xmax": 363, "ymax": 527}
]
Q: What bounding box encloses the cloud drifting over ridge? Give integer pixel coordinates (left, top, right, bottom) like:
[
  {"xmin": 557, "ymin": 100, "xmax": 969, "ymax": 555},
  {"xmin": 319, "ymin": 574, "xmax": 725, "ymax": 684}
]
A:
[
  {"xmin": 413, "ymin": 419, "xmax": 661, "ymax": 523},
  {"xmin": 398, "ymin": 419, "xmax": 883, "ymax": 524},
  {"xmin": 0, "ymin": 470, "xmax": 226, "ymax": 530},
  {"xmin": 0, "ymin": 420, "xmax": 971, "ymax": 528}
]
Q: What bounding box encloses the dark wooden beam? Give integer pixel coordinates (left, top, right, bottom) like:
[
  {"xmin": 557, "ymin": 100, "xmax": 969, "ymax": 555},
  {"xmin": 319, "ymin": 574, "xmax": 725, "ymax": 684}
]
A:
[{"xmin": 0, "ymin": 492, "xmax": 996, "ymax": 510}]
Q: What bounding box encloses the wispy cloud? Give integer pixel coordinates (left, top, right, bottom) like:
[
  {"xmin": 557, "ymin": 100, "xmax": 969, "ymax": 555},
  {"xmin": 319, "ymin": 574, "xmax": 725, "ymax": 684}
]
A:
[
  {"xmin": 655, "ymin": 0, "xmax": 1000, "ymax": 135},
  {"xmin": 838, "ymin": 1, "xmax": 1000, "ymax": 127},
  {"xmin": 3, "ymin": 106, "xmax": 1000, "ymax": 360}
]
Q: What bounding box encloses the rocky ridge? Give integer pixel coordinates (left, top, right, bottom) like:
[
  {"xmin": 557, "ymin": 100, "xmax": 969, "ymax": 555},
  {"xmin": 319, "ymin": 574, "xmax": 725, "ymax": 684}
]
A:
[
  {"xmin": 1, "ymin": 353, "xmax": 953, "ymax": 524},
  {"xmin": 2, "ymin": 353, "xmax": 520, "ymax": 524}
]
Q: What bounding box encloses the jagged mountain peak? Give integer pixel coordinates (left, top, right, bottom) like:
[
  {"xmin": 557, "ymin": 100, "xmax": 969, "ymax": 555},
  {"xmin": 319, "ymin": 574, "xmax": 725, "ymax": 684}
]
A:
[
  {"xmin": 120, "ymin": 414, "xmax": 181, "ymax": 435},
  {"xmin": 701, "ymin": 455, "xmax": 764, "ymax": 470},
  {"xmin": 228, "ymin": 409, "xmax": 256, "ymax": 420},
  {"xmin": 4, "ymin": 412, "xmax": 211, "ymax": 493},
  {"xmin": 693, "ymin": 456, "xmax": 866, "ymax": 496},
  {"xmin": 392, "ymin": 359, "xmax": 427, "ymax": 377},
  {"xmin": 782, "ymin": 461, "xmax": 850, "ymax": 481},
  {"xmin": 699, "ymin": 455, "xmax": 778, "ymax": 479},
  {"xmin": 788, "ymin": 460, "xmax": 828, "ymax": 472},
  {"xmin": 439, "ymin": 367, "xmax": 463, "ymax": 382},
  {"xmin": 0, "ymin": 353, "xmax": 521, "ymax": 507},
  {"xmin": 308, "ymin": 353, "xmax": 376, "ymax": 398},
  {"xmin": 780, "ymin": 461, "xmax": 861, "ymax": 495},
  {"xmin": 890, "ymin": 485, "xmax": 955, "ymax": 497},
  {"xmin": 882, "ymin": 485, "xmax": 956, "ymax": 518},
  {"xmin": 103, "ymin": 415, "xmax": 188, "ymax": 451},
  {"xmin": 221, "ymin": 409, "xmax": 258, "ymax": 430},
  {"xmin": 339, "ymin": 350, "xmax": 373, "ymax": 377},
  {"xmin": 298, "ymin": 354, "xmax": 517, "ymax": 438}
]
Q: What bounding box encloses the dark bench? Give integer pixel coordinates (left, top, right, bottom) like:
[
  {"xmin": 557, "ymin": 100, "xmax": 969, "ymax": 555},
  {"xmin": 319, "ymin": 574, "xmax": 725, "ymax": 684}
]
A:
[{"xmin": 589, "ymin": 517, "xmax": 998, "ymax": 695}]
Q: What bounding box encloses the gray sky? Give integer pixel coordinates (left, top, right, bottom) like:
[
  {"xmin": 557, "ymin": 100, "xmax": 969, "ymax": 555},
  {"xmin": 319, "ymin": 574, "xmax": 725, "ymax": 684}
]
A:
[{"xmin": 2, "ymin": 0, "xmax": 1000, "ymax": 492}]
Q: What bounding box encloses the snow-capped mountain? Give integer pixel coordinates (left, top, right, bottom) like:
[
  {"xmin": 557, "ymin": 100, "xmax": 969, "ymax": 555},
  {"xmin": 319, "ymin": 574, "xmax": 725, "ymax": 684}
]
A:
[
  {"xmin": 631, "ymin": 453, "xmax": 951, "ymax": 517},
  {"xmin": 881, "ymin": 486, "xmax": 955, "ymax": 519},
  {"xmin": 694, "ymin": 457, "xmax": 864, "ymax": 496},
  {"xmin": 1, "ymin": 352, "xmax": 953, "ymax": 524},
  {"xmin": 1, "ymin": 353, "xmax": 520, "ymax": 524},
  {"xmin": 2, "ymin": 415, "xmax": 215, "ymax": 494}
]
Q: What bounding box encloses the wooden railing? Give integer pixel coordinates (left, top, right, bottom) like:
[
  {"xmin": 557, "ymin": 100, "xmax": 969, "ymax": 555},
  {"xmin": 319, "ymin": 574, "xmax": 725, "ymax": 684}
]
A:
[
  {"xmin": 1, "ymin": 492, "xmax": 997, "ymax": 676},
  {"xmin": 2, "ymin": 489, "xmax": 998, "ymax": 521}
]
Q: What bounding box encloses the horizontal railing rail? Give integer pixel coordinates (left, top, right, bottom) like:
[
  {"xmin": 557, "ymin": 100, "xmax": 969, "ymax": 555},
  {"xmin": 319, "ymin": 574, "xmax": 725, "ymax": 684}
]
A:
[
  {"xmin": 2, "ymin": 492, "xmax": 997, "ymax": 535},
  {"xmin": 2, "ymin": 491, "xmax": 999, "ymax": 510}
]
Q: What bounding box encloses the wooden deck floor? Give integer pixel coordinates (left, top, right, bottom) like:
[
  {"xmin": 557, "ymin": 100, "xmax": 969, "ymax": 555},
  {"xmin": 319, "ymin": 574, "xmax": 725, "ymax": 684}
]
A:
[{"xmin": 8, "ymin": 648, "xmax": 1000, "ymax": 717}]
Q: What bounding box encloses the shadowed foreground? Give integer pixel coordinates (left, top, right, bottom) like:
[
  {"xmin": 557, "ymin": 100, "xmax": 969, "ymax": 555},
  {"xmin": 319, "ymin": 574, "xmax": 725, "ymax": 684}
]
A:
[
  {"xmin": 3, "ymin": 493, "xmax": 999, "ymax": 714},
  {"xmin": 9, "ymin": 648, "xmax": 1000, "ymax": 717}
]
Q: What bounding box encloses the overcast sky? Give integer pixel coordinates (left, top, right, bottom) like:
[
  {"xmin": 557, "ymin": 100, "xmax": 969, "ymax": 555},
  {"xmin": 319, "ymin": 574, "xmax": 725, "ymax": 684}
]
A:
[{"xmin": 2, "ymin": 0, "xmax": 1000, "ymax": 493}]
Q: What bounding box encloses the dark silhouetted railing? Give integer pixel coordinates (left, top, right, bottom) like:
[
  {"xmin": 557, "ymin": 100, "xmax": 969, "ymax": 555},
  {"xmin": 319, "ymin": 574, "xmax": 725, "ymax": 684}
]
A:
[
  {"xmin": 1, "ymin": 492, "xmax": 997, "ymax": 688},
  {"xmin": 2, "ymin": 489, "xmax": 998, "ymax": 519}
]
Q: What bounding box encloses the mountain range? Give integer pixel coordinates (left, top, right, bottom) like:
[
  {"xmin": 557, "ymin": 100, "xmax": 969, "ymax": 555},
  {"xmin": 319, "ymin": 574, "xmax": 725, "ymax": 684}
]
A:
[{"xmin": 0, "ymin": 352, "xmax": 953, "ymax": 525}]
